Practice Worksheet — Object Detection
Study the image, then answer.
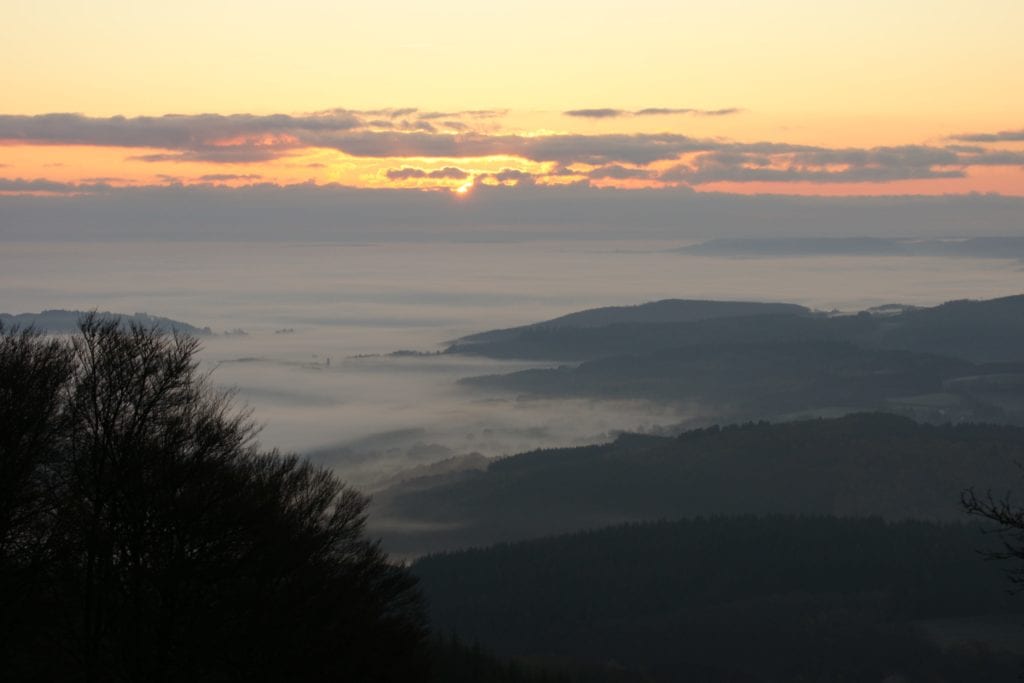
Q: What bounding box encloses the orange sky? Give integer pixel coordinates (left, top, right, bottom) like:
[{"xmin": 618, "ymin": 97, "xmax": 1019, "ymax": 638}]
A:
[{"xmin": 2, "ymin": 0, "xmax": 1023, "ymax": 196}]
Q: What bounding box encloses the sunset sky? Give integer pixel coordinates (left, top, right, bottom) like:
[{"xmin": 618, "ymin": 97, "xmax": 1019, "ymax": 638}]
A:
[{"xmin": 2, "ymin": 0, "xmax": 1024, "ymax": 198}]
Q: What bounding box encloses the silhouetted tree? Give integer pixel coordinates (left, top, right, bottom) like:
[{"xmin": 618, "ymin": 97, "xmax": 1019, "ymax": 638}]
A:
[
  {"xmin": 0, "ymin": 315, "xmax": 426, "ymax": 682},
  {"xmin": 0, "ymin": 325, "xmax": 74, "ymax": 672},
  {"xmin": 963, "ymin": 485, "xmax": 1024, "ymax": 590}
]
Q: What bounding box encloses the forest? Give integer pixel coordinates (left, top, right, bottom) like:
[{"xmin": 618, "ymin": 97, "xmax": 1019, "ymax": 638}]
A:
[
  {"xmin": 373, "ymin": 413, "xmax": 1024, "ymax": 555},
  {"xmin": 415, "ymin": 516, "xmax": 1022, "ymax": 681}
]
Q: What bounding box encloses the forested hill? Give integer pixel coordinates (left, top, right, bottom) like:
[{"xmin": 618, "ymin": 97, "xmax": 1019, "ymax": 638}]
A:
[
  {"xmin": 446, "ymin": 294, "xmax": 1024, "ymax": 363},
  {"xmin": 455, "ymin": 299, "xmax": 810, "ymax": 345},
  {"xmin": 462, "ymin": 341, "xmax": 1024, "ymax": 425},
  {"xmin": 414, "ymin": 516, "xmax": 1021, "ymax": 682},
  {"xmin": 371, "ymin": 414, "xmax": 1024, "ymax": 556},
  {"xmin": 0, "ymin": 309, "xmax": 211, "ymax": 335}
]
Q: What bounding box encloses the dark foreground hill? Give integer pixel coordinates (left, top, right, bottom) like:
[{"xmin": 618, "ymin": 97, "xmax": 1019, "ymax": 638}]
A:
[
  {"xmin": 414, "ymin": 516, "xmax": 1022, "ymax": 682},
  {"xmin": 371, "ymin": 414, "xmax": 1024, "ymax": 556}
]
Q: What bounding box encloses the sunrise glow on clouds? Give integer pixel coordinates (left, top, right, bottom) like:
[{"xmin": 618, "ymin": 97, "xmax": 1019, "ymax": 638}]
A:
[{"xmin": 2, "ymin": 0, "xmax": 1023, "ymax": 198}]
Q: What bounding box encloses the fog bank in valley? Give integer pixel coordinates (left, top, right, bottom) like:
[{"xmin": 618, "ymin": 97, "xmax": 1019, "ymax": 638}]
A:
[{"xmin": 3, "ymin": 239, "xmax": 1023, "ymax": 484}]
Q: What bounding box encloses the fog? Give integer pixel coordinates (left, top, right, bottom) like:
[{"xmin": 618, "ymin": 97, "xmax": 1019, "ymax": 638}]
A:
[{"xmin": 3, "ymin": 239, "xmax": 1022, "ymax": 485}]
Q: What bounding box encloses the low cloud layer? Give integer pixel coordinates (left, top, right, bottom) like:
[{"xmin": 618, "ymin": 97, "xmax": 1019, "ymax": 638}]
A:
[{"xmin": 3, "ymin": 182, "xmax": 1023, "ymax": 242}]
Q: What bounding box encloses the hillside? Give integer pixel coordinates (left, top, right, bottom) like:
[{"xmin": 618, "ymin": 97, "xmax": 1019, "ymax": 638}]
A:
[
  {"xmin": 0, "ymin": 309, "xmax": 211, "ymax": 336},
  {"xmin": 448, "ymin": 295, "xmax": 1024, "ymax": 425},
  {"xmin": 371, "ymin": 414, "xmax": 1024, "ymax": 556},
  {"xmin": 455, "ymin": 299, "xmax": 811, "ymax": 346},
  {"xmin": 447, "ymin": 295, "xmax": 1024, "ymax": 363},
  {"xmin": 461, "ymin": 341, "xmax": 1019, "ymax": 423},
  {"xmin": 414, "ymin": 516, "xmax": 1021, "ymax": 682}
]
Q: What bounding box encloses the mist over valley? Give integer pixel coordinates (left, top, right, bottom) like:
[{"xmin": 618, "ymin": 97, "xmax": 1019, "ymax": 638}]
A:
[{"xmin": 5, "ymin": 239, "xmax": 1023, "ymax": 485}]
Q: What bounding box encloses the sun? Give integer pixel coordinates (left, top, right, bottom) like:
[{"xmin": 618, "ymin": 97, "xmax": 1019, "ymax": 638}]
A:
[{"xmin": 454, "ymin": 182, "xmax": 473, "ymax": 196}]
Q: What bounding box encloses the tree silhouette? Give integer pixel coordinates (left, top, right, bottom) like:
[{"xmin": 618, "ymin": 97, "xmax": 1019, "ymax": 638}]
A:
[
  {"xmin": 0, "ymin": 315, "xmax": 426, "ymax": 682},
  {"xmin": 962, "ymin": 485, "xmax": 1024, "ymax": 590}
]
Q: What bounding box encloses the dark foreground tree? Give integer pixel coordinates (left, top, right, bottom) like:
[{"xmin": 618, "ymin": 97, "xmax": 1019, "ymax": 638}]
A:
[
  {"xmin": 963, "ymin": 484, "xmax": 1024, "ymax": 591},
  {"xmin": 0, "ymin": 316, "xmax": 426, "ymax": 682}
]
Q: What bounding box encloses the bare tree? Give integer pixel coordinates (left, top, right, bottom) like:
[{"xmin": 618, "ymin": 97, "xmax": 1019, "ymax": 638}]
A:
[
  {"xmin": 0, "ymin": 315, "xmax": 427, "ymax": 682},
  {"xmin": 962, "ymin": 486, "xmax": 1024, "ymax": 591}
]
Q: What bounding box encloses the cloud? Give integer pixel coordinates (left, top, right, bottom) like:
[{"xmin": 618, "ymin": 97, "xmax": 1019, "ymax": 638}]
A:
[
  {"xmin": 956, "ymin": 150, "xmax": 1024, "ymax": 166},
  {"xmin": 634, "ymin": 108, "xmax": 693, "ymax": 116},
  {"xmin": 0, "ymin": 111, "xmax": 361, "ymax": 149},
  {"xmin": 548, "ymin": 165, "xmax": 578, "ymax": 177},
  {"xmin": 297, "ymin": 130, "xmax": 818, "ymax": 167},
  {"xmin": 523, "ymin": 134, "xmax": 713, "ymax": 164},
  {"xmin": 700, "ymin": 108, "xmax": 742, "ymax": 116},
  {"xmin": 129, "ymin": 149, "xmax": 287, "ymax": 164},
  {"xmin": 475, "ymin": 169, "xmax": 537, "ymax": 186},
  {"xmin": 790, "ymin": 145, "xmax": 960, "ymax": 168},
  {"xmin": 564, "ymin": 108, "xmax": 626, "ymax": 119},
  {"xmin": 428, "ymin": 167, "xmax": 470, "ymax": 180},
  {"xmin": 198, "ymin": 173, "xmax": 263, "ymax": 181},
  {"xmin": 0, "ymin": 111, "xmax": 374, "ymax": 165},
  {"xmin": 386, "ymin": 166, "xmax": 469, "ymax": 181},
  {"xmin": 400, "ymin": 119, "xmax": 436, "ymax": 133},
  {"xmin": 417, "ymin": 111, "xmax": 457, "ymax": 121},
  {"xmin": 0, "ymin": 177, "xmax": 113, "ymax": 192},
  {"xmin": 950, "ymin": 129, "xmax": 1024, "ymax": 143},
  {"xmin": 387, "ymin": 107, "xmax": 419, "ymax": 118},
  {"xmin": 350, "ymin": 107, "xmax": 506, "ymax": 122},
  {"xmin": 587, "ymin": 165, "xmax": 653, "ymax": 180},
  {"xmin": 385, "ymin": 168, "xmax": 428, "ymax": 180},
  {"xmin": 661, "ymin": 148, "xmax": 965, "ymax": 185},
  {"xmin": 566, "ymin": 107, "xmax": 742, "ymax": 118},
  {"xmin": 459, "ymin": 109, "xmax": 508, "ymax": 119}
]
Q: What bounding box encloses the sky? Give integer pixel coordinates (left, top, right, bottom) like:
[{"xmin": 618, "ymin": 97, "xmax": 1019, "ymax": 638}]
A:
[{"xmin": 2, "ymin": 0, "xmax": 1024, "ymax": 204}]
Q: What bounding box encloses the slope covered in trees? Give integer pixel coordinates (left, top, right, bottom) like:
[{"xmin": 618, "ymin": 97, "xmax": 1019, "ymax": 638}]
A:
[
  {"xmin": 371, "ymin": 414, "xmax": 1024, "ymax": 555},
  {"xmin": 414, "ymin": 516, "xmax": 1023, "ymax": 682},
  {"xmin": 455, "ymin": 299, "xmax": 810, "ymax": 346},
  {"xmin": 447, "ymin": 294, "xmax": 1024, "ymax": 363},
  {"xmin": 0, "ymin": 318, "xmax": 425, "ymax": 681},
  {"xmin": 449, "ymin": 295, "xmax": 1024, "ymax": 425},
  {"xmin": 462, "ymin": 341, "xmax": 1017, "ymax": 422}
]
